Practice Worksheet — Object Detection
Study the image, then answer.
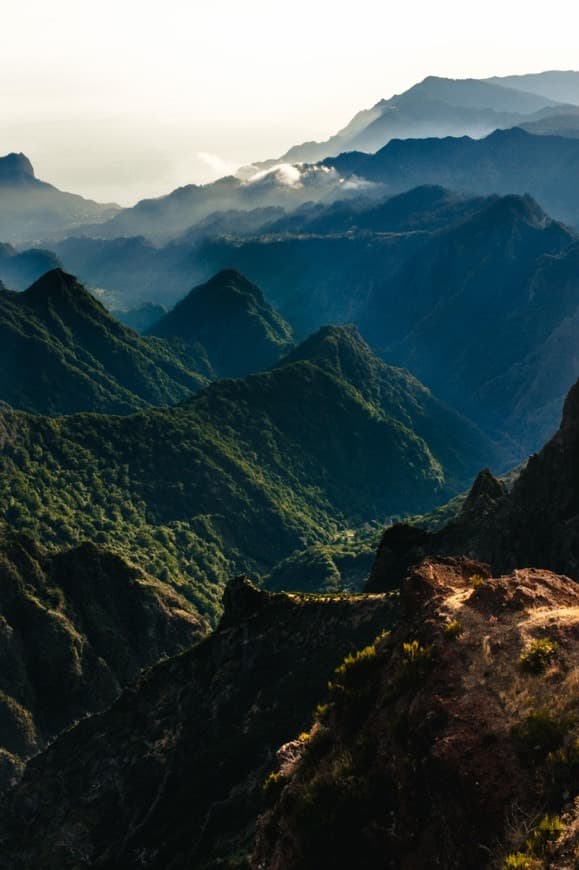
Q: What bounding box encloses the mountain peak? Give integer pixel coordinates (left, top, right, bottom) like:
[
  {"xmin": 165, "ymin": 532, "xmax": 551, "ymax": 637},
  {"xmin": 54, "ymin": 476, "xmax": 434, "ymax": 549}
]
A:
[
  {"xmin": 150, "ymin": 270, "xmax": 294, "ymax": 378},
  {"xmin": 452, "ymin": 192, "xmax": 552, "ymax": 239},
  {"xmin": 277, "ymin": 324, "xmax": 372, "ymax": 370},
  {"xmin": 23, "ymin": 268, "xmax": 94, "ymax": 305},
  {"xmin": 0, "ymin": 153, "xmax": 35, "ymax": 183},
  {"xmin": 484, "ymin": 192, "xmax": 548, "ymax": 224},
  {"xmin": 220, "ymin": 575, "xmax": 269, "ymax": 627},
  {"xmin": 195, "ymin": 268, "xmax": 264, "ymax": 303},
  {"xmin": 559, "ymin": 376, "xmax": 579, "ymax": 437}
]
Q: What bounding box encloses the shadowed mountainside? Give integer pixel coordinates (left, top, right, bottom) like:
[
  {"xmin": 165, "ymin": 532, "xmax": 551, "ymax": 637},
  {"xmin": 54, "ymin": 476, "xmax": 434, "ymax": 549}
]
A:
[
  {"xmin": 149, "ymin": 269, "xmax": 294, "ymax": 378},
  {"xmin": 0, "ymin": 577, "xmax": 397, "ymax": 869},
  {"xmin": 0, "ymin": 325, "xmax": 501, "ymax": 618},
  {"xmin": 0, "ymin": 269, "xmax": 208, "ymax": 414},
  {"xmin": 0, "ymin": 153, "xmax": 119, "ymax": 244},
  {"xmin": 367, "ymin": 370, "xmax": 579, "ymax": 592},
  {"xmin": 0, "ymin": 528, "xmax": 203, "ymax": 791}
]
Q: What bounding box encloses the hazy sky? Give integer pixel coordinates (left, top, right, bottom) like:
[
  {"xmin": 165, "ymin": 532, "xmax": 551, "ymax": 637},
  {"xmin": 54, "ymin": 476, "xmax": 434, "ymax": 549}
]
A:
[{"xmin": 2, "ymin": 0, "xmax": 577, "ymax": 204}]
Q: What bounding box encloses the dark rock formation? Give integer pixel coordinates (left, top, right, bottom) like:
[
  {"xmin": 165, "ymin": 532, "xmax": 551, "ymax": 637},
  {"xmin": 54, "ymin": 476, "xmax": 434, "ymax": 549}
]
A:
[
  {"xmin": 0, "ymin": 579, "xmax": 395, "ymax": 868},
  {"xmin": 367, "ymin": 375, "xmax": 579, "ymax": 592}
]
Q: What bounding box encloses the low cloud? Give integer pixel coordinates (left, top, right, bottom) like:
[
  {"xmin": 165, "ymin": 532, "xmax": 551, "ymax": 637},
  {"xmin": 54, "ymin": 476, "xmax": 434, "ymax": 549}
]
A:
[
  {"xmin": 196, "ymin": 152, "xmax": 240, "ymax": 178},
  {"xmin": 244, "ymin": 161, "xmax": 341, "ymax": 191}
]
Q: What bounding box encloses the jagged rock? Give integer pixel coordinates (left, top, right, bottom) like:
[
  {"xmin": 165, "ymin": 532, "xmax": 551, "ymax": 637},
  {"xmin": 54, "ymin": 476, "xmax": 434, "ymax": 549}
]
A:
[
  {"xmin": 367, "ymin": 376, "xmax": 579, "ymax": 591},
  {"xmin": 221, "ymin": 575, "xmax": 269, "ymax": 626}
]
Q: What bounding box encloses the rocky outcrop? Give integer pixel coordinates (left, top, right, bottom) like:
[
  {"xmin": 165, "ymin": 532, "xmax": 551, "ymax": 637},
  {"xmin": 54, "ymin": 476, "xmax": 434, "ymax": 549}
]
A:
[
  {"xmin": 255, "ymin": 557, "xmax": 579, "ymax": 869},
  {"xmin": 367, "ymin": 375, "xmax": 579, "ymax": 592},
  {"xmin": 0, "ymin": 577, "xmax": 396, "ymax": 868}
]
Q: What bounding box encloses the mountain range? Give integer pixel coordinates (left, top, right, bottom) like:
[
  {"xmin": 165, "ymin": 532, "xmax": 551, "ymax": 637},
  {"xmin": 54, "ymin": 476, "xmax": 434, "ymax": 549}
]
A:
[
  {"xmin": 1, "ymin": 73, "xmax": 578, "ymax": 249},
  {"xmin": 189, "ymin": 190, "xmax": 579, "ymax": 454},
  {"xmin": 0, "ymin": 66, "xmax": 578, "ymax": 868},
  {"xmin": 0, "ymin": 269, "xmax": 207, "ymax": 414},
  {"xmin": 1, "ymin": 367, "xmax": 579, "ymax": 867},
  {"xmin": 258, "ymin": 72, "xmax": 579, "ymax": 166},
  {"xmin": 0, "ymin": 153, "xmax": 119, "ymax": 244},
  {"xmin": 36, "ymin": 126, "xmax": 579, "ymax": 244},
  {"xmin": 10, "ymin": 186, "xmax": 579, "ymax": 456},
  {"xmin": 0, "ymin": 324, "xmax": 500, "ymax": 619},
  {"xmin": 326, "ymin": 127, "xmax": 579, "ymax": 228}
]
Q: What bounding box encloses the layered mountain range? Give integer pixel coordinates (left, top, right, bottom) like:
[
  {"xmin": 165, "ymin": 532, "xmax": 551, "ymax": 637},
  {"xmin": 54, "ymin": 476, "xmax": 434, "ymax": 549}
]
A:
[
  {"xmin": 0, "ymin": 67, "xmax": 578, "ymax": 869},
  {"xmin": 2, "ymin": 72, "xmax": 579, "ymax": 249},
  {"xmin": 1, "ymin": 367, "xmax": 579, "ymax": 867},
  {"xmin": 0, "ymin": 153, "xmax": 119, "ymax": 244},
  {"xmin": 4, "ymin": 183, "xmax": 578, "ymax": 457},
  {"xmin": 0, "ymin": 322, "xmax": 499, "ymax": 619},
  {"xmin": 258, "ymin": 71, "xmax": 579, "ymax": 166},
  {"xmin": 0, "ymin": 269, "xmax": 208, "ymax": 414},
  {"xmin": 187, "ymin": 191, "xmax": 579, "ymax": 454}
]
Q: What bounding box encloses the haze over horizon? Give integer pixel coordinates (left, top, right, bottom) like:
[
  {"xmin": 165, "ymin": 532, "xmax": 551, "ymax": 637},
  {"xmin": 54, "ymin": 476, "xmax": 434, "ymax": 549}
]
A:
[{"xmin": 3, "ymin": 0, "xmax": 578, "ymax": 204}]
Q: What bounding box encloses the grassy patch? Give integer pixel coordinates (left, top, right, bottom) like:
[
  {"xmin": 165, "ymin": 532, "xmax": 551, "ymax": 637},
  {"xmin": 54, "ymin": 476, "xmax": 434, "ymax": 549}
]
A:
[
  {"xmin": 443, "ymin": 619, "xmax": 464, "ymax": 640},
  {"xmin": 519, "ymin": 639, "xmax": 558, "ymax": 674}
]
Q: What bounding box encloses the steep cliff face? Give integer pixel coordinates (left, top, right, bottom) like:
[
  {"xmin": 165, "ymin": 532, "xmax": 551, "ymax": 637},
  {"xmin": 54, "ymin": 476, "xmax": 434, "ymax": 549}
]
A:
[
  {"xmin": 0, "ymin": 578, "xmax": 396, "ymax": 869},
  {"xmin": 0, "ymin": 529, "xmax": 203, "ymax": 790},
  {"xmin": 255, "ymin": 558, "xmax": 579, "ymax": 869},
  {"xmin": 367, "ymin": 375, "xmax": 579, "ymax": 592}
]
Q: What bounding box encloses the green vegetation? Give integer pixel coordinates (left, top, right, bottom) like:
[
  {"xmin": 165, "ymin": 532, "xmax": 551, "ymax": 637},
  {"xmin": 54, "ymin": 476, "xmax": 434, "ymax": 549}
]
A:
[
  {"xmin": 264, "ymin": 528, "xmax": 381, "ymax": 594},
  {"xmin": 443, "ymin": 619, "xmax": 464, "ymax": 639},
  {"xmin": 0, "ymin": 529, "xmax": 201, "ymax": 790},
  {"xmin": 0, "ymin": 326, "xmax": 496, "ymax": 613},
  {"xmin": 397, "ymin": 639, "xmax": 434, "ymax": 688},
  {"xmin": 149, "ymin": 269, "xmax": 295, "ymax": 379},
  {"xmin": 332, "ymin": 645, "xmax": 378, "ymax": 684},
  {"xmin": 503, "ymin": 814, "xmax": 564, "ymax": 868},
  {"xmin": 470, "ymin": 573, "xmax": 485, "ymax": 589},
  {"xmin": 0, "ymin": 269, "xmax": 208, "ymax": 415},
  {"xmin": 402, "ymin": 640, "xmax": 432, "ymax": 668},
  {"xmin": 314, "ymin": 703, "xmax": 330, "ymax": 724},
  {"xmin": 503, "ymin": 854, "xmax": 540, "ymax": 869},
  {"xmin": 526, "ymin": 814, "xmax": 564, "ymax": 856},
  {"xmin": 519, "ymin": 638, "xmax": 558, "ymax": 673}
]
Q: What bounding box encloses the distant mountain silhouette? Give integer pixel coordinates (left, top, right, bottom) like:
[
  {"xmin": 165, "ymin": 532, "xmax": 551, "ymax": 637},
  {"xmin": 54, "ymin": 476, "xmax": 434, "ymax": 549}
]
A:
[
  {"xmin": 326, "ymin": 127, "xmax": 579, "ymax": 227},
  {"xmin": 362, "ymin": 195, "xmax": 579, "ymax": 450},
  {"xmin": 486, "ymin": 70, "xmax": 579, "ymax": 105},
  {"xmin": 0, "ymin": 154, "xmax": 119, "ymax": 244},
  {"xmin": 254, "ymin": 74, "xmax": 570, "ymax": 166},
  {"xmin": 0, "ymin": 244, "xmax": 61, "ymax": 290},
  {"xmin": 520, "ymin": 110, "xmax": 579, "ymax": 138}
]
